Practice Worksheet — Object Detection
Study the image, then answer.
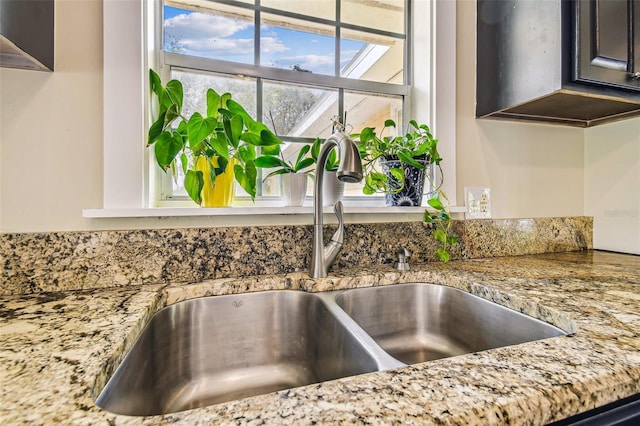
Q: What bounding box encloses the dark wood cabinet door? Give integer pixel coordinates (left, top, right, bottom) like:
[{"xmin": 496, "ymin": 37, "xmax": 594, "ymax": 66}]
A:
[{"xmin": 575, "ymin": 0, "xmax": 640, "ymax": 91}]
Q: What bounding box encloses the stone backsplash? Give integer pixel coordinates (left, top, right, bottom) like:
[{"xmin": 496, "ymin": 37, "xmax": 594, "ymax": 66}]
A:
[{"xmin": 0, "ymin": 217, "xmax": 592, "ymax": 295}]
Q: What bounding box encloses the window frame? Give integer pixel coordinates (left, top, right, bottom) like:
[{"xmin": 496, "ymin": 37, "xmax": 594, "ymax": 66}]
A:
[
  {"xmin": 88, "ymin": 0, "xmax": 457, "ymax": 218},
  {"xmin": 158, "ymin": 0, "xmax": 410, "ymax": 204}
]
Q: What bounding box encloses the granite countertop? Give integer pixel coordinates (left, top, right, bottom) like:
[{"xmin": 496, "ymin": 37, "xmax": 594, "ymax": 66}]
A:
[{"xmin": 1, "ymin": 250, "xmax": 639, "ymax": 425}]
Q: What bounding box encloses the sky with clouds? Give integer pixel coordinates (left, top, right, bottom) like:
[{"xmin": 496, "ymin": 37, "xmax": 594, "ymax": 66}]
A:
[{"xmin": 164, "ymin": 6, "xmax": 364, "ymax": 75}]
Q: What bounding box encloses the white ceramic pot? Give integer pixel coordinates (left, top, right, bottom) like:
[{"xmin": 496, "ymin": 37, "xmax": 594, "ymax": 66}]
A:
[
  {"xmin": 281, "ymin": 173, "xmax": 307, "ymax": 207},
  {"xmin": 322, "ymin": 171, "xmax": 345, "ymax": 207}
]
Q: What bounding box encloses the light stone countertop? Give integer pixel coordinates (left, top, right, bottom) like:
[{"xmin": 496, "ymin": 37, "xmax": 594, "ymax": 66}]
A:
[{"xmin": 1, "ymin": 250, "xmax": 639, "ymax": 425}]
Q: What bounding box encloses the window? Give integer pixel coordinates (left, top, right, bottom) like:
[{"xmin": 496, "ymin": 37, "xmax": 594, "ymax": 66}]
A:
[
  {"xmin": 93, "ymin": 0, "xmax": 456, "ymax": 218},
  {"xmin": 154, "ymin": 0, "xmax": 409, "ymax": 205}
]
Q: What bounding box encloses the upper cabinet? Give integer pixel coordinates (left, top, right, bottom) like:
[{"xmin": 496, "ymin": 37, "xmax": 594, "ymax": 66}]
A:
[
  {"xmin": 477, "ymin": 0, "xmax": 640, "ymax": 127},
  {"xmin": 0, "ymin": 0, "xmax": 54, "ymax": 71},
  {"xmin": 576, "ymin": 0, "xmax": 639, "ymax": 91}
]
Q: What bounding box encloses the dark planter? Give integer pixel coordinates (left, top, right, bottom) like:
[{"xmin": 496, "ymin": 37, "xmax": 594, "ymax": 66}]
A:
[{"xmin": 380, "ymin": 156, "xmax": 429, "ymax": 207}]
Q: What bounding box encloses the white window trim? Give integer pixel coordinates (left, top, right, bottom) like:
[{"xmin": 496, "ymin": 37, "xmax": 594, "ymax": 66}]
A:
[
  {"xmin": 101, "ymin": 0, "xmax": 146, "ymax": 210},
  {"xmin": 86, "ymin": 0, "xmax": 458, "ymax": 219}
]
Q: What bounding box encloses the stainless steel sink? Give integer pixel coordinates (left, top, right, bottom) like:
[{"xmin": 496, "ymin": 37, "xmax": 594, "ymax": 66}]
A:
[
  {"xmin": 96, "ymin": 284, "xmax": 568, "ymax": 416},
  {"xmin": 335, "ymin": 283, "xmax": 567, "ymax": 365},
  {"xmin": 95, "ymin": 291, "xmax": 380, "ymax": 416}
]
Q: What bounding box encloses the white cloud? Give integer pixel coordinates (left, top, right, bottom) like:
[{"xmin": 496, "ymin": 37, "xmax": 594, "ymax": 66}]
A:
[
  {"xmin": 164, "ymin": 12, "xmax": 251, "ymax": 39},
  {"xmin": 260, "ymin": 37, "xmax": 289, "ymax": 54},
  {"xmin": 164, "ymin": 12, "xmax": 288, "ymax": 59},
  {"xmin": 181, "ymin": 38, "xmax": 255, "ymax": 55},
  {"xmin": 282, "ymin": 54, "xmax": 334, "ymax": 68}
]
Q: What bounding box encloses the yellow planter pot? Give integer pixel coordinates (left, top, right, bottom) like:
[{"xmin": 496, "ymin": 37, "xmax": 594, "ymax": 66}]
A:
[{"xmin": 195, "ymin": 156, "xmax": 236, "ymax": 207}]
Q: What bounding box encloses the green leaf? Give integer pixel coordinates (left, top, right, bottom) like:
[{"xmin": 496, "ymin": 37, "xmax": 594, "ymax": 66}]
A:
[
  {"xmin": 206, "ymin": 88, "xmax": 221, "ymax": 118},
  {"xmin": 237, "ymin": 145, "xmax": 256, "ymax": 164},
  {"xmin": 384, "ymin": 119, "xmax": 396, "ymax": 128},
  {"xmin": 226, "ymin": 99, "xmax": 256, "ymax": 127},
  {"xmin": 148, "ymin": 110, "xmax": 166, "ymax": 145},
  {"xmin": 233, "ymin": 164, "xmax": 246, "ymax": 186},
  {"xmin": 423, "ymin": 210, "xmax": 434, "ymax": 223},
  {"xmin": 370, "ymin": 171, "xmax": 387, "ymax": 184},
  {"xmin": 261, "ymin": 144, "xmax": 281, "ymax": 156},
  {"xmin": 234, "ymin": 162, "xmax": 257, "ymax": 200},
  {"xmin": 187, "ymin": 113, "xmax": 216, "ymax": 149},
  {"xmin": 209, "ymin": 135, "xmax": 229, "ymax": 158},
  {"xmin": 180, "ymin": 153, "xmax": 188, "ymax": 174},
  {"xmin": 362, "ymin": 185, "xmax": 375, "ymax": 195},
  {"xmin": 224, "ymin": 115, "xmax": 243, "ymax": 148},
  {"xmin": 246, "ymin": 162, "xmax": 258, "ymax": 200},
  {"xmin": 389, "ymin": 168, "xmax": 404, "ymax": 182},
  {"xmin": 311, "ymin": 138, "xmax": 321, "ymax": 160},
  {"xmin": 362, "ymin": 171, "xmax": 387, "ymax": 194},
  {"xmin": 260, "ymin": 129, "xmax": 282, "ymax": 146},
  {"xmin": 206, "ymin": 157, "xmax": 218, "ymax": 187},
  {"xmin": 184, "ymin": 170, "xmax": 204, "ymax": 205},
  {"xmin": 149, "ymin": 69, "xmax": 163, "ymax": 99},
  {"xmin": 433, "ymin": 228, "xmax": 447, "ymax": 243},
  {"xmin": 240, "ymin": 128, "xmax": 281, "ymax": 146},
  {"xmin": 154, "ymin": 132, "xmax": 183, "ymax": 170},
  {"xmin": 447, "ymin": 236, "xmax": 459, "ymax": 245},
  {"xmin": 209, "ymin": 133, "xmax": 229, "ymax": 159},
  {"xmin": 217, "ymin": 108, "xmax": 233, "ymax": 121},
  {"xmin": 359, "ymin": 127, "xmax": 376, "ymax": 143},
  {"xmin": 220, "ymin": 93, "xmax": 232, "ymax": 110},
  {"xmin": 436, "ymin": 248, "xmax": 450, "ymax": 263},
  {"xmin": 158, "ymin": 88, "xmax": 173, "ymax": 111},
  {"xmin": 427, "ymin": 197, "xmax": 445, "ymax": 211},
  {"xmin": 325, "ymin": 149, "xmax": 339, "ymax": 171},
  {"xmin": 170, "ymin": 160, "xmax": 178, "ymax": 183},
  {"xmin": 239, "ymin": 132, "xmax": 261, "ymax": 146},
  {"xmin": 255, "ymin": 156, "xmax": 288, "ymax": 169},
  {"xmin": 215, "ymin": 156, "xmax": 229, "ymax": 175},
  {"xmin": 262, "ymin": 168, "xmax": 289, "ymax": 181},
  {"xmin": 176, "ymin": 120, "xmax": 187, "ymax": 136},
  {"xmin": 397, "ymin": 151, "xmax": 425, "ymax": 169},
  {"xmin": 294, "ymin": 145, "xmax": 310, "ymax": 168},
  {"xmin": 295, "ymin": 157, "xmax": 314, "ymax": 172},
  {"xmin": 164, "ymin": 104, "xmax": 180, "ymax": 127},
  {"xmin": 165, "ymin": 80, "xmax": 183, "ymax": 112}
]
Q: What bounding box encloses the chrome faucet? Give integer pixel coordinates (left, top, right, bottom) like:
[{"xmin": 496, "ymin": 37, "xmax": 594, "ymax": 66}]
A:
[{"xmin": 310, "ymin": 125, "xmax": 363, "ymax": 278}]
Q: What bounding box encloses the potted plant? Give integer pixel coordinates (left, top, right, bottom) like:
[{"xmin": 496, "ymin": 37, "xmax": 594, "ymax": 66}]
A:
[
  {"xmin": 353, "ymin": 119, "xmax": 437, "ymax": 204},
  {"xmin": 254, "ymin": 136, "xmax": 344, "ymax": 207},
  {"xmin": 353, "ymin": 119, "xmax": 458, "ymax": 262},
  {"xmin": 147, "ymin": 69, "xmax": 282, "ymax": 206},
  {"xmin": 255, "ymin": 145, "xmax": 314, "ymax": 206}
]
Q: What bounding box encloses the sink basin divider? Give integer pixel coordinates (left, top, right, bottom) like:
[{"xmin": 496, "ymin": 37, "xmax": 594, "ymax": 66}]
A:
[{"xmin": 316, "ymin": 291, "xmax": 407, "ymax": 372}]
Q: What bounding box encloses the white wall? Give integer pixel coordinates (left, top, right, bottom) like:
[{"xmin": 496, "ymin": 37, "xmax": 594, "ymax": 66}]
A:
[
  {"xmin": 585, "ymin": 117, "xmax": 640, "ymax": 254},
  {"xmin": 455, "ymin": 0, "xmax": 585, "ymax": 219},
  {"xmin": 0, "ymin": 0, "xmax": 635, "ymax": 233},
  {"xmin": 0, "ymin": 0, "xmax": 104, "ymax": 232}
]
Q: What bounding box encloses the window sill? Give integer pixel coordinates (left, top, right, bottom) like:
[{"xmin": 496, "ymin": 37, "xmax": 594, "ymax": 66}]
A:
[{"xmin": 83, "ymin": 205, "xmax": 467, "ymax": 219}]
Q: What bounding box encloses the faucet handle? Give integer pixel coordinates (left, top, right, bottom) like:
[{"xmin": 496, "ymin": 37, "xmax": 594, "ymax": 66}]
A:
[
  {"xmin": 330, "ymin": 201, "xmax": 344, "ymax": 244},
  {"xmin": 395, "ymin": 248, "xmax": 411, "ymax": 271},
  {"xmin": 333, "ymin": 200, "xmax": 343, "ymax": 218}
]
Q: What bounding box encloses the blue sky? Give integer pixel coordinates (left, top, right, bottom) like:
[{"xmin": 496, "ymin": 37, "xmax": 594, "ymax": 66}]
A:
[{"xmin": 164, "ymin": 6, "xmax": 365, "ymax": 75}]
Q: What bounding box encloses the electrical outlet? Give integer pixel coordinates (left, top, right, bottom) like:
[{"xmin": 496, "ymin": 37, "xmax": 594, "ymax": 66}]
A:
[{"xmin": 465, "ymin": 187, "xmax": 491, "ymax": 219}]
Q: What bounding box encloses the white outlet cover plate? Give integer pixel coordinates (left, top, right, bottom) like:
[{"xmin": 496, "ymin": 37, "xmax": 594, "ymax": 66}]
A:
[{"xmin": 465, "ymin": 187, "xmax": 491, "ymax": 219}]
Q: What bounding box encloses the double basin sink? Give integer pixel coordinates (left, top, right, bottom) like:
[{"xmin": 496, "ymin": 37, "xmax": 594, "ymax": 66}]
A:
[{"xmin": 96, "ymin": 283, "xmax": 567, "ymax": 416}]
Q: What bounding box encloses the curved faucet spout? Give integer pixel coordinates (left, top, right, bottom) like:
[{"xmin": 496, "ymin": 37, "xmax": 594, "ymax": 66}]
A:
[{"xmin": 309, "ymin": 130, "xmax": 363, "ymax": 278}]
